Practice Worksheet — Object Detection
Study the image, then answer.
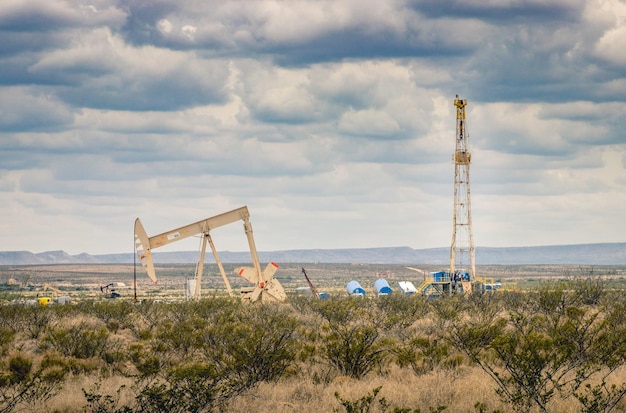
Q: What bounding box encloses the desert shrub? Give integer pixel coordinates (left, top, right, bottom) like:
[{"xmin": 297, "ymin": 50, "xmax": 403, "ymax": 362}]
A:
[
  {"xmin": 129, "ymin": 343, "xmax": 166, "ymax": 378},
  {"xmin": 439, "ymin": 284, "xmax": 626, "ymax": 413},
  {"xmin": 0, "ymin": 305, "xmax": 23, "ymax": 332},
  {"xmin": 127, "ymin": 304, "xmax": 302, "ymax": 412},
  {"xmin": 87, "ymin": 300, "xmax": 136, "ymax": 327},
  {"xmin": 0, "ymin": 353, "xmax": 67, "ymax": 413},
  {"xmin": 40, "ymin": 352, "xmax": 69, "ymax": 373},
  {"xmin": 523, "ymin": 282, "xmax": 580, "ymax": 317},
  {"xmin": 132, "ymin": 300, "xmax": 166, "ymax": 332},
  {"xmin": 473, "ymin": 402, "xmax": 504, "ymax": 413},
  {"xmin": 0, "ymin": 327, "xmax": 14, "ymax": 356},
  {"xmin": 156, "ymin": 301, "xmax": 194, "ymax": 324},
  {"xmin": 134, "ymin": 363, "xmax": 223, "ymax": 413},
  {"xmin": 299, "ymin": 297, "xmax": 413, "ymax": 379},
  {"xmin": 333, "ymin": 386, "xmax": 448, "ymax": 413},
  {"xmin": 154, "ymin": 316, "xmax": 205, "ymax": 358},
  {"xmin": 82, "ymin": 381, "xmax": 131, "ymax": 413},
  {"xmin": 7, "ymin": 355, "xmax": 31, "ymax": 383},
  {"xmin": 570, "ymin": 299, "xmax": 626, "ymax": 413},
  {"xmin": 392, "ymin": 336, "xmax": 451, "ymax": 376},
  {"xmin": 102, "ymin": 338, "xmax": 129, "ymax": 370},
  {"xmin": 296, "ymin": 296, "xmax": 447, "ymax": 380},
  {"xmin": 106, "ymin": 319, "xmax": 121, "ymax": 333},
  {"xmin": 574, "ymin": 382, "xmax": 626, "ymax": 413},
  {"xmin": 163, "ymin": 298, "xmax": 239, "ymax": 324},
  {"xmin": 21, "ymin": 305, "xmax": 54, "ymax": 340},
  {"xmin": 309, "ymin": 296, "xmax": 370, "ymax": 325},
  {"xmin": 135, "ymin": 328, "xmax": 152, "ymax": 340},
  {"xmin": 201, "ymin": 304, "xmax": 301, "ymax": 386},
  {"xmin": 334, "ymin": 386, "xmax": 389, "ymax": 413},
  {"xmin": 376, "ymin": 296, "xmax": 457, "ymax": 376},
  {"xmin": 375, "ymin": 294, "xmax": 430, "ymax": 332},
  {"xmin": 569, "ymin": 276, "xmax": 608, "ymax": 306},
  {"xmin": 320, "ymin": 319, "xmax": 393, "ymax": 379},
  {"xmin": 9, "ymin": 279, "xmax": 626, "ymax": 413},
  {"xmin": 43, "ymin": 322, "xmax": 110, "ymax": 359},
  {"xmin": 287, "ymin": 294, "xmax": 318, "ymax": 315},
  {"xmin": 47, "ymin": 300, "xmax": 82, "ymax": 321},
  {"xmin": 428, "ymin": 294, "xmax": 465, "ymax": 326}
]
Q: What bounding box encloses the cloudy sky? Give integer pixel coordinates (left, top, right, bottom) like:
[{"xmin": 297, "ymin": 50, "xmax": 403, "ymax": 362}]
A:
[{"xmin": 1, "ymin": 0, "xmax": 625, "ymax": 255}]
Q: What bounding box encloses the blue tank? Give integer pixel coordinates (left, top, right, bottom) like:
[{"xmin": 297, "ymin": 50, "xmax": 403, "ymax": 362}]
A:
[
  {"xmin": 374, "ymin": 278, "xmax": 392, "ymax": 295},
  {"xmin": 431, "ymin": 271, "xmax": 450, "ymax": 282},
  {"xmin": 346, "ymin": 280, "xmax": 365, "ymax": 296}
]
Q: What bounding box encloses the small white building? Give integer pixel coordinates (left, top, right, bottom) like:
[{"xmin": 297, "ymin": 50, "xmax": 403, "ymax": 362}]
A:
[{"xmin": 397, "ymin": 281, "xmax": 417, "ymax": 295}]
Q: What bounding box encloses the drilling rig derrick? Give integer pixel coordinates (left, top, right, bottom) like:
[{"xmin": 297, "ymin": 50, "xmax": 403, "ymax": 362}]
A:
[{"xmin": 450, "ymin": 95, "xmax": 476, "ymax": 292}]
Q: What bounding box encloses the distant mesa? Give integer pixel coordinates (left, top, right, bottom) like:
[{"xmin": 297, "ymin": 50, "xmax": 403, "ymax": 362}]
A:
[{"xmin": 0, "ymin": 243, "xmax": 625, "ymax": 265}]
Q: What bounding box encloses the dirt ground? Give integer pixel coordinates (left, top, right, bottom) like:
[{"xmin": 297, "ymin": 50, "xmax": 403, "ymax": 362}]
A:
[{"xmin": 2, "ymin": 262, "xmax": 625, "ymax": 303}]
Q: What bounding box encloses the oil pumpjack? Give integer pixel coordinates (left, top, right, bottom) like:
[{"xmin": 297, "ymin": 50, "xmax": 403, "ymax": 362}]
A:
[{"xmin": 134, "ymin": 206, "xmax": 287, "ymax": 302}]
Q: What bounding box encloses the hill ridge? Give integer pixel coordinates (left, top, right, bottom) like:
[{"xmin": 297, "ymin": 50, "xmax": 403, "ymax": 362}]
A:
[{"xmin": 1, "ymin": 243, "xmax": 625, "ymax": 265}]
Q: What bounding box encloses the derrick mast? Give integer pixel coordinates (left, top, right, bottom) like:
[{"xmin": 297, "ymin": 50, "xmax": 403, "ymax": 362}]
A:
[{"xmin": 450, "ymin": 95, "xmax": 476, "ymax": 284}]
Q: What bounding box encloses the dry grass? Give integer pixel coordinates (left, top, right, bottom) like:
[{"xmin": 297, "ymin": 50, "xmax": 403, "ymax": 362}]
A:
[
  {"xmin": 46, "ymin": 375, "xmax": 137, "ymax": 413},
  {"xmin": 43, "ymin": 365, "xmax": 509, "ymax": 413},
  {"xmin": 42, "ymin": 362, "xmax": 624, "ymax": 413}
]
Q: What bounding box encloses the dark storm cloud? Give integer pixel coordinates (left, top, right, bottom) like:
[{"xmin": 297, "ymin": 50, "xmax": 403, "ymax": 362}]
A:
[
  {"xmin": 114, "ymin": 0, "xmax": 482, "ymax": 65},
  {"xmin": 2, "ymin": 4, "xmax": 119, "ymax": 48},
  {"xmin": 55, "ymin": 69, "xmax": 230, "ymax": 111},
  {"xmin": 107, "ymin": 0, "xmax": 619, "ymax": 108},
  {"xmin": 258, "ymin": 27, "xmax": 472, "ymax": 67},
  {"xmin": 397, "ymin": 1, "xmax": 626, "ymax": 105},
  {"xmin": 0, "ymin": 2, "xmax": 230, "ymax": 112},
  {"xmin": 411, "ymin": 0, "xmax": 584, "ymax": 22},
  {"xmin": 0, "ymin": 31, "xmax": 66, "ymax": 58},
  {"xmin": 0, "ymin": 2, "xmax": 77, "ymax": 32},
  {"xmin": 7, "ymin": 28, "xmax": 232, "ymax": 111},
  {"xmin": 117, "ymin": 0, "xmax": 180, "ymax": 42}
]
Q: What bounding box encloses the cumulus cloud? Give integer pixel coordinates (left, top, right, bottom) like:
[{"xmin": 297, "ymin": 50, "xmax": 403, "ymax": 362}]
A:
[
  {"xmin": 338, "ymin": 109, "xmax": 401, "ymax": 137},
  {"xmin": 0, "ymin": 87, "xmax": 74, "ymax": 132},
  {"xmin": 0, "ymin": 0, "xmax": 625, "ymax": 254},
  {"xmin": 594, "ymin": 25, "xmax": 626, "ymax": 68},
  {"xmin": 28, "ymin": 27, "xmax": 230, "ymax": 110}
]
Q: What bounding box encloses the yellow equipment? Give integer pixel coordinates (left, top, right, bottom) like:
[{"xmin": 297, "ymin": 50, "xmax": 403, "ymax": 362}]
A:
[
  {"xmin": 38, "ymin": 297, "xmax": 53, "ymax": 306},
  {"xmin": 38, "ymin": 284, "xmax": 71, "ymax": 305}
]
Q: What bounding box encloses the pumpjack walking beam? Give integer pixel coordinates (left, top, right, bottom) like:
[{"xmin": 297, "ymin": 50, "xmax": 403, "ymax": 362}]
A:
[{"xmin": 134, "ymin": 206, "xmax": 258, "ymax": 298}]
